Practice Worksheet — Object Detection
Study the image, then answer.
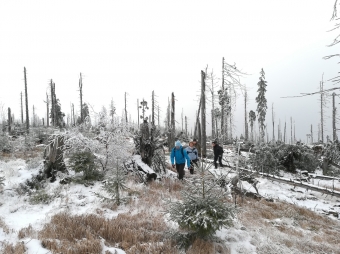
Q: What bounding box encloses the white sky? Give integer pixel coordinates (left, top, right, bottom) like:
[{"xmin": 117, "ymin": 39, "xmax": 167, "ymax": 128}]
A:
[{"xmin": 0, "ymin": 0, "xmax": 339, "ymax": 142}]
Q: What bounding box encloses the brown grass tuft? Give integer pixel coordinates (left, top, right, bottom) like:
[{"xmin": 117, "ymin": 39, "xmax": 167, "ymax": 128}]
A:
[
  {"xmin": 239, "ymin": 197, "xmax": 340, "ymax": 253},
  {"xmin": 0, "ymin": 217, "xmax": 12, "ymax": 234},
  {"xmin": 18, "ymin": 224, "xmax": 35, "ymax": 239},
  {"xmin": 39, "ymin": 211, "xmax": 176, "ymax": 254},
  {"xmin": 1, "ymin": 241, "xmax": 26, "ymax": 254}
]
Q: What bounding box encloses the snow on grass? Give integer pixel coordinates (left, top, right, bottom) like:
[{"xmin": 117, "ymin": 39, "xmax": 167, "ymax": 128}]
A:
[{"xmin": 0, "ymin": 158, "xmax": 127, "ymax": 253}]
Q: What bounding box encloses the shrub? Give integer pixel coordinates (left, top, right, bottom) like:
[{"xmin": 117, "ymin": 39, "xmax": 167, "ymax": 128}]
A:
[
  {"xmin": 29, "ymin": 190, "xmax": 53, "ymax": 204},
  {"xmin": 69, "ymin": 151, "xmax": 103, "ymax": 182}
]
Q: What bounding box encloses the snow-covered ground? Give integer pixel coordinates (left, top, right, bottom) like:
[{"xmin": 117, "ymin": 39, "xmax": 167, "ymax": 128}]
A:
[{"xmin": 0, "ymin": 154, "xmax": 339, "ymax": 253}]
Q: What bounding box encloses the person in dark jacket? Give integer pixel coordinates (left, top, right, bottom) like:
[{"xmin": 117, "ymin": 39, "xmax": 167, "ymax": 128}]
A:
[
  {"xmin": 185, "ymin": 141, "xmax": 199, "ymax": 174},
  {"xmin": 212, "ymin": 141, "xmax": 224, "ymax": 169},
  {"xmin": 170, "ymin": 140, "xmax": 191, "ymax": 180}
]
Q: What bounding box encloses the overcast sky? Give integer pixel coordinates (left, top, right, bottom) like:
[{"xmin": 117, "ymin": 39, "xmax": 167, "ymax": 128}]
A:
[{"xmin": 0, "ymin": 0, "xmax": 339, "ymax": 142}]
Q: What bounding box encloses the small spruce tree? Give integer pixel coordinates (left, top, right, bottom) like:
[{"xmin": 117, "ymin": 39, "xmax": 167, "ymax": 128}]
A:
[
  {"xmin": 95, "ymin": 160, "xmax": 129, "ymax": 206},
  {"xmin": 166, "ymin": 162, "xmax": 235, "ymax": 245}
]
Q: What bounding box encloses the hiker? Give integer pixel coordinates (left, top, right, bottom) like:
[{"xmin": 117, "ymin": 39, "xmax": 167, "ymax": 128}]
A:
[
  {"xmin": 192, "ymin": 138, "xmax": 201, "ymax": 157},
  {"xmin": 212, "ymin": 141, "xmax": 224, "ymax": 169},
  {"xmin": 170, "ymin": 140, "xmax": 191, "ymax": 180},
  {"xmin": 185, "ymin": 141, "xmax": 199, "ymax": 174}
]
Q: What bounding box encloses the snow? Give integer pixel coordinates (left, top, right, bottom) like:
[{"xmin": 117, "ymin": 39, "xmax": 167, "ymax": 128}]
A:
[
  {"xmin": 0, "ymin": 159, "xmax": 127, "ymax": 253},
  {"xmin": 1, "ymin": 153, "xmax": 340, "ymax": 253}
]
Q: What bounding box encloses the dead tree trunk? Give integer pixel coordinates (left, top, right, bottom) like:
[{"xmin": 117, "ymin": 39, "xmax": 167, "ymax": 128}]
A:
[
  {"xmin": 167, "ymin": 93, "xmax": 176, "ymax": 150},
  {"xmin": 194, "ymin": 99, "xmax": 201, "ymax": 139},
  {"xmin": 311, "ymin": 124, "xmax": 313, "ymax": 144},
  {"xmin": 244, "ymin": 91, "xmax": 248, "ymax": 141},
  {"xmin": 72, "ymin": 103, "xmax": 75, "ymax": 126},
  {"xmin": 284, "ymin": 121, "xmax": 286, "ymax": 143},
  {"xmin": 79, "ymin": 73, "xmax": 83, "ymax": 123},
  {"xmin": 290, "ymin": 117, "xmax": 293, "ymax": 145},
  {"xmin": 50, "ymin": 80, "xmax": 54, "ymax": 127},
  {"xmin": 125, "ymin": 92, "xmax": 128, "ymax": 123},
  {"xmin": 46, "ymin": 93, "xmax": 49, "ymax": 127},
  {"xmin": 7, "ymin": 107, "xmax": 11, "ymax": 133},
  {"xmin": 24, "ymin": 67, "xmax": 29, "ymax": 133},
  {"xmin": 320, "ymin": 76, "xmax": 324, "ymax": 143},
  {"xmin": 137, "ymin": 99, "xmax": 140, "ymax": 127},
  {"xmin": 211, "ymin": 71, "xmax": 215, "ymax": 138},
  {"xmin": 333, "ymin": 92, "xmax": 337, "ymax": 141},
  {"xmin": 201, "ymin": 70, "xmax": 207, "ymax": 158},
  {"xmin": 272, "ymin": 103, "xmax": 275, "ymax": 142},
  {"xmin": 20, "ymin": 92, "xmax": 23, "ymax": 124},
  {"xmin": 152, "ymin": 91, "xmax": 155, "ymax": 125},
  {"xmin": 185, "ymin": 116, "xmax": 188, "ymax": 136},
  {"xmin": 33, "ymin": 105, "xmax": 36, "ymax": 127},
  {"xmin": 221, "ymin": 57, "xmax": 225, "ymax": 143}
]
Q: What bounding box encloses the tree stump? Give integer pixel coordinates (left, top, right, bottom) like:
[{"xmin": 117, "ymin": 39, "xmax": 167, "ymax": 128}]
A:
[{"xmin": 43, "ymin": 135, "xmax": 66, "ymax": 181}]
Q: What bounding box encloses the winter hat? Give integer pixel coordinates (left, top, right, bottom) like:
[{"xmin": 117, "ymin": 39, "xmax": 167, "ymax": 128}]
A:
[{"xmin": 175, "ymin": 140, "xmax": 181, "ymax": 147}]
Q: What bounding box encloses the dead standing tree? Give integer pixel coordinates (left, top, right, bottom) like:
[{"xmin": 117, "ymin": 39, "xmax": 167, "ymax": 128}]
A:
[
  {"xmin": 79, "ymin": 73, "xmax": 84, "ymax": 123},
  {"xmin": 24, "ymin": 67, "xmax": 29, "ymax": 134},
  {"xmin": 219, "ymin": 58, "xmax": 246, "ymax": 143},
  {"xmin": 20, "ymin": 92, "xmax": 23, "ymax": 124},
  {"xmin": 7, "ymin": 107, "xmax": 11, "ymax": 133},
  {"xmin": 201, "ymin": 70, "xmax": 207, "ymax": 158}
]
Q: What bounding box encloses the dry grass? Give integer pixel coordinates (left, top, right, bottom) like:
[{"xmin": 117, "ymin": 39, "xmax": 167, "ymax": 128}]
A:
[
  {"xmin": 239, "ymin": 197, "xmax": 340, "ymax": 253},
  {"xmin": 0, "ymin": 217, "xmax": 12, "ymax": 234},
  {"xmin": 0, "ymin": 146, "xmax": 44, "ymax": 161},
  {"xmin": 0, "ymin": 242, "xmax": 26, "ymax": 254},
  {"xmin": 38, "ymin": 211, "xmax": 176, "ymax": 254},
  {"xmin": 18, "ymin": 224, "xmax": 35, "ymax": 239},
  {"xmin": 186, "ymin": 238, "xmax": 231, "ymax": 254}
]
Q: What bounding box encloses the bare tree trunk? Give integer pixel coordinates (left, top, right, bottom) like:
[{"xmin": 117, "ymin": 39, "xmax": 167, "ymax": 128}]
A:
[
  {"xmin": 7, "ymin": 107, "xmax": 11, "ymax": 133},
  {"xmin": 201, "ymin": 70, "xmax": 206, "ymax": 158},
  {"xmin": 137, "ymin": 99, "xmax": 140, "ymax": 127},
  {"xmin": 311, "ymin": 124, "xmax": 313, "ymax": 144},
  {"xmin": 221, "ymin": 57, "xmax": 225, "ymax": 143},
  {"xmin": 72, "ymin": 103, "xmax": 75, "ymax": 126},
  {"xmin": 24, "ymin": 67, "xmax": 29, "ymax": 134},
  {"xmin": 33, "ymin": 105, "xmax": 35, "ymax": 127},
  {"xmin": 79, "ymin": 73, "xmax": 83, "ymax": 123},
  {"xmin": 46, "ymin": 93, "xmax": 49, "ymax": 127},
  {"xmin": 185, "ymin": 116, "xmax": 187, "ymax": 136},
  {"xmin": 125, "ymin": 92, "xmax": 128, "ymax": 123},
  {"xmin": 152, "ymin": 91, "xmax": 155, "ymax": 125},
  {"xmin": 211, "ymin": 72, "xmax": 215, "ymax": 138},
  {"xmin": 284, "ymin": 121, "xmax": 286, "ymax": 143},
  {"xmin": 170, "ymin": 92, "xmax": 175, "ymax": 149},
  {"xmin": 194, "ymin": 99, "xmax": 201, "ymax": 139},
  {"xmin": 50, "ymin": 80, "xmax": 54, "ymax": 127},
  {"xmin": 320, "ymin": 75, "xmax": 324, "ymax": 143},
  {"xmin": 20, "ymin": 92, "xmax": 23, "ymax": 124},
  {"xmin": 333, "ymin": 92, "xmax": 337, "ymax": 141},
  {"xmin": 293, "ymin": 120, "xmax": 296, "ymax": 144},
  {"xmin": 167, "ymin": 97, "xmax": 170, "ymax": 130},
  {"xmin": 181, "ymin": 108, "xmax": 183, "ymax": 132},
  {"xmin": 272, "ymin": 103, "xmax": 275, "ymax": 142},
  {"xmin": 244, "ymin": 91, "xmax": 248, "ymax": 141},
  {"xmin": 158, "ymin": 106, "xmax": 160, "ymax": 127},
  {"xmin": 290, "ymin": 117, "xmax": 293, "ymax": 145}
]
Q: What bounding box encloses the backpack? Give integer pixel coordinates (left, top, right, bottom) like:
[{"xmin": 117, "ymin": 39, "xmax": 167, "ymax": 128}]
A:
[{"xmin": 173, "ymin": 147, "xmax": 184, "ymax": 158}]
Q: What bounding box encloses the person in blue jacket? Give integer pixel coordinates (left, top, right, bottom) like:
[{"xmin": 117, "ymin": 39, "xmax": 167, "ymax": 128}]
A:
[
  {"xmin": 170, "ymin": 140, "xmax": 191, "ymax": 180},
  {"xmin": 185, "ymin": 141, "xmax": 199, "ymax": 174}
]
